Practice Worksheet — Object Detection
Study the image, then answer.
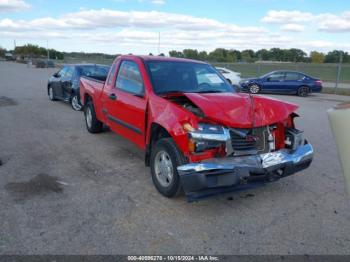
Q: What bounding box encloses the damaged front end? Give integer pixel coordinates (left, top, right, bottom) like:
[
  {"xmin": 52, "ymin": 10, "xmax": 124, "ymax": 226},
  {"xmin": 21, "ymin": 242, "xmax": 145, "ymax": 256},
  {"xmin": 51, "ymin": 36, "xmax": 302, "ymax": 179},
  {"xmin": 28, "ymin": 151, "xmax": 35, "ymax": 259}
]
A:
[
  {"xmin": 161, "ymin": 92, "xmax": 313, "ymax": 201},
  {"xmin": 177, "ymin": 117, "xmax": 313, "ymax": 201}
]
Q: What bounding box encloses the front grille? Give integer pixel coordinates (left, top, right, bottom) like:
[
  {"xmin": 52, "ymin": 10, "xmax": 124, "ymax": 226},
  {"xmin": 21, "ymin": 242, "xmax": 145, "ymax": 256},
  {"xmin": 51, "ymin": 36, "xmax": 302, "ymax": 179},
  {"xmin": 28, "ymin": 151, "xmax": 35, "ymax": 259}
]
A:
[{"xmin": 229, "ymin": 127, "xmax": 269, "ymax": 154}]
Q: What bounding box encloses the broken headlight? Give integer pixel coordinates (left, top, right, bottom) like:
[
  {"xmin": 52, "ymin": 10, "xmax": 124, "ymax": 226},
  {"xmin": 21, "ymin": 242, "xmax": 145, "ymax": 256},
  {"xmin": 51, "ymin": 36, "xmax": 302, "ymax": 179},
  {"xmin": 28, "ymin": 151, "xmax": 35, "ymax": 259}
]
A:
[{"xmin": 187, "ymin": 123, "xmax": 230, "ymax": 153}]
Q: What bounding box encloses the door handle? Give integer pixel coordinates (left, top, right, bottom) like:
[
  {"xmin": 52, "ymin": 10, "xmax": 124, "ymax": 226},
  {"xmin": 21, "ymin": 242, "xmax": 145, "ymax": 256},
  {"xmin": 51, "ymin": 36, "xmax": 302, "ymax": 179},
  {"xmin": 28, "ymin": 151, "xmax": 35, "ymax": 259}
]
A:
[{"xmin": 109, "ymin": 93, "xmax": 117, "ymax": 100}]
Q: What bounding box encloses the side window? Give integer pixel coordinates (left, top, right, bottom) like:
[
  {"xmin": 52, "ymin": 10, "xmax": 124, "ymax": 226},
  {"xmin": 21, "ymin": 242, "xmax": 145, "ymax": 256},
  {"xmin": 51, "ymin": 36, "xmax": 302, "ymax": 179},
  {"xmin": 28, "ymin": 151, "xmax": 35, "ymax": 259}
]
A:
[
  {"xmin": 107, "ymin": 64, "xmax": 117, "ymax": 85},
  {"xmin": 268, "ymin": 72, "xmax": 285, "ymax": 81},
  {"xmin": 115, "ymin": 61, "xmax": 144, "ymax": 96},
  {"xmin": 285, "ymin": 72, "xmax": 303, "ymax": 81}
]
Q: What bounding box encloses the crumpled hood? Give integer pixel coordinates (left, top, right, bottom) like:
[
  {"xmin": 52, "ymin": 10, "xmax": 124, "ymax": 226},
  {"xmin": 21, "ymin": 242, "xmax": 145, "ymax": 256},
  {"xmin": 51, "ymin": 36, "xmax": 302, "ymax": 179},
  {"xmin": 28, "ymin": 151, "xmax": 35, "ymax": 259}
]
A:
[{"xmin": 183, "ymin": 92, "xmax": 298, "ymax": 128}]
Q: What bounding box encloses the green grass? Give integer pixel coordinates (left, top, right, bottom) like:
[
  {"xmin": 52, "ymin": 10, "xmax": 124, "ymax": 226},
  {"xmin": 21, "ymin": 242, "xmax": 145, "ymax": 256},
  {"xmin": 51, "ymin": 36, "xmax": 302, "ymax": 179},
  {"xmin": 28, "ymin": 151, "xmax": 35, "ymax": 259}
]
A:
[
  {"xmin": 213, "ymin": 62, "xmax": 350, "ymax": 83},
  {"xmin": 322, "ymin": 87, "xmax": 350, "ymax": 96}
]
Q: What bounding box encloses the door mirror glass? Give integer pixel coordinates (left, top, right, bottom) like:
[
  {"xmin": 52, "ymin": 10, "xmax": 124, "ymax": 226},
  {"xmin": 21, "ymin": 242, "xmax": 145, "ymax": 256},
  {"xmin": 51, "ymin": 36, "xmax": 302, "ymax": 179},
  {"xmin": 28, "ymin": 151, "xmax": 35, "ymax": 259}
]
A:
[{"xmin": 53, "ymin": 72, "xmax": 60, "ymax": 78}]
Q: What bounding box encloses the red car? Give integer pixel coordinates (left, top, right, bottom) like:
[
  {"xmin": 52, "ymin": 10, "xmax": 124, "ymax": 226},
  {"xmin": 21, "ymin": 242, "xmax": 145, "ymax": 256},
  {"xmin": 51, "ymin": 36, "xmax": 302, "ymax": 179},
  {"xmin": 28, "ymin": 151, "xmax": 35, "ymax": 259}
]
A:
[{"xmin": 80, "ymin": 55, "xmax": 313, "ymax": 200}]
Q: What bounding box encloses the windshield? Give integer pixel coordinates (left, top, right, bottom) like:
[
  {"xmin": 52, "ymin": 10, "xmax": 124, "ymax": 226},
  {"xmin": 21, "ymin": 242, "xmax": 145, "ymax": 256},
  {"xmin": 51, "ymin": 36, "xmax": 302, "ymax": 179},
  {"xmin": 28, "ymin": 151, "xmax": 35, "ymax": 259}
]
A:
[{"xmin": 145, "ymin": 61, "xmax": 234, "ymax": 95}]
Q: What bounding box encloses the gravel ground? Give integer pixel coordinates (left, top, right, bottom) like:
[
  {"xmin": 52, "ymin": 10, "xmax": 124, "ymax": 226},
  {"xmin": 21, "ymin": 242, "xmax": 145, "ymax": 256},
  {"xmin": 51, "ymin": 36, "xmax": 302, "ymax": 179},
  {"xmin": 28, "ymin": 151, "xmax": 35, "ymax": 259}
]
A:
[{"xmin": 0, "ymin": 61, "xmax": 350, "ymax": 255}]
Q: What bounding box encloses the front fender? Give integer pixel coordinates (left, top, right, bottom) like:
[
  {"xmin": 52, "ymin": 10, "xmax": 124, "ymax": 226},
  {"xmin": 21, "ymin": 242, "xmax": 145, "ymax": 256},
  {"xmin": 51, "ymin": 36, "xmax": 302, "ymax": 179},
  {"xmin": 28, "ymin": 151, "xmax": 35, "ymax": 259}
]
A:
[{"xmin": 148, "ymin": 95, "xmax": 197, "ymax": 157}]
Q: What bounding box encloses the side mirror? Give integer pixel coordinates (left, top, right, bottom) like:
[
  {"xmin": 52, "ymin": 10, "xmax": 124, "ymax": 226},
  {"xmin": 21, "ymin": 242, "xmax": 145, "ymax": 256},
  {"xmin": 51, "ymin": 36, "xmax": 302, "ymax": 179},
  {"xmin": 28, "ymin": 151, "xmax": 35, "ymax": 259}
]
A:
[
  {"xmin": 265, "ymin": 77, "xmax": 271, "ymax": 82},
  {"xmin": 53, "ymin": 72, "xmax": 60, "ymax": 78}
]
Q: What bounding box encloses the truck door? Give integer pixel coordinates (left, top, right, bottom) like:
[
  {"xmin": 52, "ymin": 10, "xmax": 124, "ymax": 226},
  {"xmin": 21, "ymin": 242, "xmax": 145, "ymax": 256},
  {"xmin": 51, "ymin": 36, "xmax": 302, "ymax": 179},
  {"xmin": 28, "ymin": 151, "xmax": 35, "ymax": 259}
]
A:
[{"xmin": 103, "ymin": 60, "xmax": 147, "ymax": 149}]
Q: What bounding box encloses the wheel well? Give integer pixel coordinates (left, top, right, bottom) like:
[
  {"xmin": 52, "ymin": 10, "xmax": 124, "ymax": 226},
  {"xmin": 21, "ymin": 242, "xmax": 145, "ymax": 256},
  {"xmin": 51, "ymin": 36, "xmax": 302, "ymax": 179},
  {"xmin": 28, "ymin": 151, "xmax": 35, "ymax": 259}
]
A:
[
  {"xmin": 145, "ymin": 123, "xmax": 171, "ymax": 166},
  {"xmin": 84, "ymin": 93, "xmax": 92, "ymax": 105}
]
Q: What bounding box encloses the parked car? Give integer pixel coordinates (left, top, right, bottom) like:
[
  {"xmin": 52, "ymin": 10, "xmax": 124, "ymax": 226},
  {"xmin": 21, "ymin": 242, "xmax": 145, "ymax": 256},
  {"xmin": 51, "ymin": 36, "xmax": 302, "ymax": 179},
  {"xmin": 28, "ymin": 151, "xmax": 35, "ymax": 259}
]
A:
[
  {"xmin": 80, "ymin": 55, "xmax": 313, "ymax": 201},
  {"xmin": 36, "ymin": 59, "xmax": 55, "ymax": 68},
  {"xmin": 239, "ymin": 70, "xmax": 323, "ymax": 96},
  {"xmin": 48, "ymin": 64, "xmax": 110, "ymax": 110},
  {"xmin": 215, "ymin": 67, "xmax": 241, "ymax": 85}
]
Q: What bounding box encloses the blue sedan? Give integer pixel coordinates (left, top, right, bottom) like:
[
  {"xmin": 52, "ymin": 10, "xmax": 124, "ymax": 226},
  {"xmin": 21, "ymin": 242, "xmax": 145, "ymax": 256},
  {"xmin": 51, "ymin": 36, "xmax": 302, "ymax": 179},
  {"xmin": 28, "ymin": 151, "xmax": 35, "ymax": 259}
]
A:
[{"xmin": 239, "ymin": 71, "xmax": 323, "ymax": 96}]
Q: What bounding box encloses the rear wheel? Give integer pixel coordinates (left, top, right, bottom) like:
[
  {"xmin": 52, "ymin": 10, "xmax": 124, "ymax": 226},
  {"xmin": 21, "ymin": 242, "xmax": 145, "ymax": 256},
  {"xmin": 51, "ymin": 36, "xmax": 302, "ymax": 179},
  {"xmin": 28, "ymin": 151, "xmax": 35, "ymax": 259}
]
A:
[
  {"xmin": 71, "ymin": 95, "xmax": 82, "ymax": 111},
  {"xmin": 150, "ymin": 138, "xmax": 186, "ymax": 198},
  {"xmin": 84, "ymin": 100, "xmax": 103, "ymax": 133},
  {"xmin": 297, "ymin": 86, "xmax": 309, "ymax": 97},
  {"xmin": 249, "ymin": 84, "xmax": 260, "ymax": 94}
]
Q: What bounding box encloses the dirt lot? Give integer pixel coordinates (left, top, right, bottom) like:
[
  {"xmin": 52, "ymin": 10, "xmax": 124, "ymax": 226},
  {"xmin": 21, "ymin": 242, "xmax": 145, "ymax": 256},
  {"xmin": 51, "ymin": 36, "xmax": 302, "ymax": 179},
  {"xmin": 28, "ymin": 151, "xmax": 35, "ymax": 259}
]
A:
[{"xmin": 1, "ymin": 61, "xmax": 350, "ymax": 255}]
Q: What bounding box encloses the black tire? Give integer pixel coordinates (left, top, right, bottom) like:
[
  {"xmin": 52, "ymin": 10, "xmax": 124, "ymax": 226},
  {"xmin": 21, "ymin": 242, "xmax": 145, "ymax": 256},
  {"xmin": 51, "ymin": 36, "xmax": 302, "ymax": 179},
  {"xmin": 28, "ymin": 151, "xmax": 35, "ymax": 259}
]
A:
[
  {"xmin": 150, "ymin": 138, "xmax": 186, "ymax": 198},
  {"xmin": 84, "ymin": 100, "xmax": 103, "ymax": 133},
  {"xmin": 249, "ymin": 84, "xmax": 260, "ymax": 94},
  {"xmin": 48, "ymin": 86, "xmax": 56, "ymax": 101},
  {"xmin": 297, "ymin": 86, "xmax": 310, "ymax": 97},
  {"xmin": 71, "ymin": 94, "xmax": 82, "ymax": 111}
]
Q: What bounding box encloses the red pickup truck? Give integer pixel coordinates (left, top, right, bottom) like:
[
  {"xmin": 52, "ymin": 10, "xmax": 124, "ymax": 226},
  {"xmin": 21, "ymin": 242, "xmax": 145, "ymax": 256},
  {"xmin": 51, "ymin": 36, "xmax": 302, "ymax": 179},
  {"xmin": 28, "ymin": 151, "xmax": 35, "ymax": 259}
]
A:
[{"xmin": 80, "ymin": 55, "xmax": 313, "ymax": 200}]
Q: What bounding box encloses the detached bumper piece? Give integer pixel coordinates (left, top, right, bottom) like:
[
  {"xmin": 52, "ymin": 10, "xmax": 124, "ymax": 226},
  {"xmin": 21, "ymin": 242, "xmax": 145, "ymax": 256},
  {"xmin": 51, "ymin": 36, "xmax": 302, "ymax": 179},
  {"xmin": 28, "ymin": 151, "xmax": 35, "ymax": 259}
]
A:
[{"xmin": 177, "ymin": 142, "xmax": 313, "ymax": 201}]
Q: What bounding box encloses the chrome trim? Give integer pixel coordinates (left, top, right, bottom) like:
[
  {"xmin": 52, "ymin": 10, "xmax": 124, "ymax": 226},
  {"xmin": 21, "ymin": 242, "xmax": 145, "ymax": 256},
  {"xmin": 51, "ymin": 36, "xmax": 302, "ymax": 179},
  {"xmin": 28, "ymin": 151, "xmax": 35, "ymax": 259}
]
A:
[
  {"xmin": 260, "ymin": 143, "xmax": 313, "ymax": 168},
  {"xmin": 178, "ymin": 143, "xmax": 313, "ymax": 173}
]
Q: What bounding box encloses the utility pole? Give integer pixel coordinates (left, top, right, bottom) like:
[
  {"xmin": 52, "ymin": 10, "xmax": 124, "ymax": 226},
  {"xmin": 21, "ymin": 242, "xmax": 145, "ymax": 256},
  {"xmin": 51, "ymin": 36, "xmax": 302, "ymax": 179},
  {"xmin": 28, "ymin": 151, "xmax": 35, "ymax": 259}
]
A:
[
  {"xmin": 46, "ymin": 40, "xmax": 50, "ymax": 68},
  {"xmin": 335, "ymin": 51, "xmax": 343, "ymax": 94}
]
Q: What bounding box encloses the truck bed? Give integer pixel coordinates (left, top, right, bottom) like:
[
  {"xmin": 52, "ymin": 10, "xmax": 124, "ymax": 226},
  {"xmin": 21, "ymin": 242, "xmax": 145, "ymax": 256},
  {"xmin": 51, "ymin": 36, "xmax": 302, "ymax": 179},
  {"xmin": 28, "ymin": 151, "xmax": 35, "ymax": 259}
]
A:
[{"xmin": 80, "ymin": 76, "xmax": 105, "ymax": 106}]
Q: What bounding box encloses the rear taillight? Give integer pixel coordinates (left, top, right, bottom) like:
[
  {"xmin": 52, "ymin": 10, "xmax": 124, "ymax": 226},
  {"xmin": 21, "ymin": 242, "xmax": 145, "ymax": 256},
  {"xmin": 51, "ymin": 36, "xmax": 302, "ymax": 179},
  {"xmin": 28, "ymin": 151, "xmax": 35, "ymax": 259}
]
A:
[{"xmin": 315, "ymin": 80, "xmax": 322, "ymax": 86}]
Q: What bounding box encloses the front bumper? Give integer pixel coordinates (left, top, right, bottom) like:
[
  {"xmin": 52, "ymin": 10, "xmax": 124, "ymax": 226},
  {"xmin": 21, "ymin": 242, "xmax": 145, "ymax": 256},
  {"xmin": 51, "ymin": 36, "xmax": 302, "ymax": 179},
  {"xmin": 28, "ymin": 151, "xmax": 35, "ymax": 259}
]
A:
[{"xmin": 177, "ymin": 142, "xmax": 313, "ymax": 201}]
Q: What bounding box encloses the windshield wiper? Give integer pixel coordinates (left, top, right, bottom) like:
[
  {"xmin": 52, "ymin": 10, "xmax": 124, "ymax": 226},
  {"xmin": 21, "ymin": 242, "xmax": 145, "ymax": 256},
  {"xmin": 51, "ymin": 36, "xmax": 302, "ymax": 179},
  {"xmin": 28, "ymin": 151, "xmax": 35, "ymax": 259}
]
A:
[
  {"xmin": 157, "ymin": 90, "xmax": 188, "ymax": 95},
  {"xmin": 157, "ymin": 89, "xmax": 225, "ymax": 95}
]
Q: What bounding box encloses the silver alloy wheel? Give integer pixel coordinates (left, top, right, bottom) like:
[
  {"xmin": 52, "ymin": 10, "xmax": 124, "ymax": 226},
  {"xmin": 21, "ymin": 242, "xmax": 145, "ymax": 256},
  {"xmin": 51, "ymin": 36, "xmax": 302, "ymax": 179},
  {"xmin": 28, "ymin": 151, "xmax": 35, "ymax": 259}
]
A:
[
  {"xmin": 249, "ymin": 84, "xmax": 260, "ymax": 94},
  {"xmin": 48, "ymin": 87, "xmax": 54, "ymax": 100},
  {"xmin": 86, "ymin": 107, "xmax": 92, "ymax": 129},
  {"xmin": 71, "ymin": 95, "xmax": 82, "ymax": 111},
  {"xmin": 154, "ymin": 150, "xmax": 174, "ymax": 187}
]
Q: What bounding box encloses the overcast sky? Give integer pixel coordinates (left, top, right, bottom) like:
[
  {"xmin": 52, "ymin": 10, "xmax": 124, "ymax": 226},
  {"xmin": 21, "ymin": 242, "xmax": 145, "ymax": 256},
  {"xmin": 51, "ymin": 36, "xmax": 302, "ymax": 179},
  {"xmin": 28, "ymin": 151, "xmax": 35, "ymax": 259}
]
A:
[{"xmin": 0, "ymin": 0, "xmax": 349, "ymax": 54}]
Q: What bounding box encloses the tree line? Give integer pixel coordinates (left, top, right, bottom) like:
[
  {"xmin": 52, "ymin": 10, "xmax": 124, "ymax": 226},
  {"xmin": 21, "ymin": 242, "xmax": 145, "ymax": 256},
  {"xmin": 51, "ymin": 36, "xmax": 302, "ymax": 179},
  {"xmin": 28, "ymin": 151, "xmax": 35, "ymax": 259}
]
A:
[
  {"xmin": 169, "ymin": 48, "xmax": 350, "ymax": 63},
  {"xmin": 9, "ymin": 44, "xmax": 64, "ymax": 60},
  {"xmin": 1, "ymin": 44, "xmax": 349, "ymax": 64}
]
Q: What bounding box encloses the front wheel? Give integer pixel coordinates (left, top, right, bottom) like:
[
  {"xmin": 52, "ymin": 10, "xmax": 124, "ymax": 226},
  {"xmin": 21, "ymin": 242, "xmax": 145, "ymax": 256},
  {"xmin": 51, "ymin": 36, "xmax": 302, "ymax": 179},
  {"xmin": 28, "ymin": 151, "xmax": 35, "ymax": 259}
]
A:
[
  {"xmin": 71, "ymin": 95, "xmax": 82, "ymax": 111},
  {"xmin": 150, "ymin": 138, "xmax": 186, "ymax": 198},
  {"xmin": 84, "ymin": 100, "xmax": 103, "ymax": 133},
  {"xmin": 48, "ymin": 86, "xmax": 56, "ymax": 101},
  {"xmin": 249, "ymin": 84, "xmax": 260, "ymax": 94}
]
